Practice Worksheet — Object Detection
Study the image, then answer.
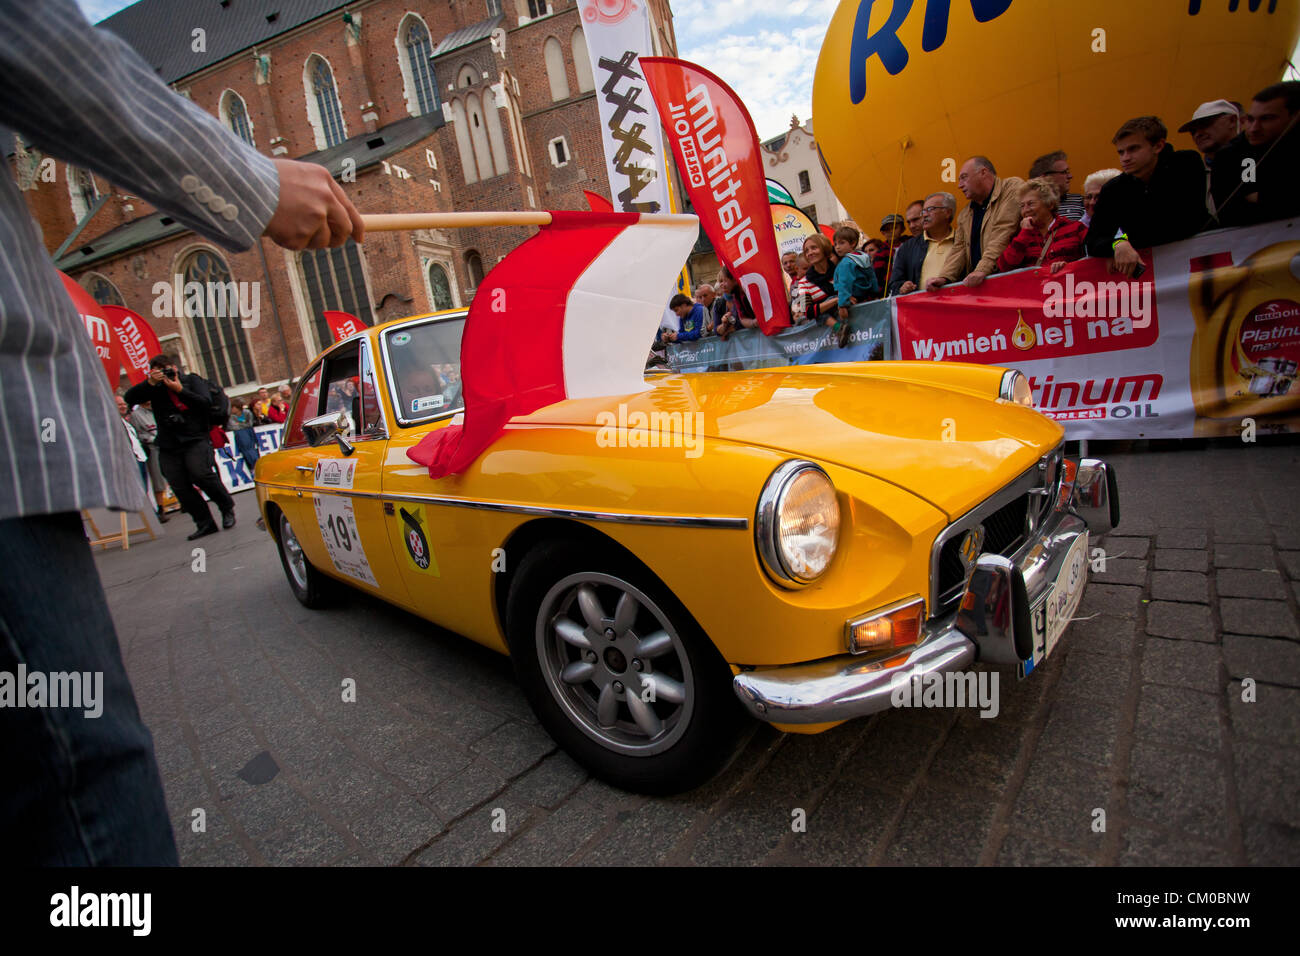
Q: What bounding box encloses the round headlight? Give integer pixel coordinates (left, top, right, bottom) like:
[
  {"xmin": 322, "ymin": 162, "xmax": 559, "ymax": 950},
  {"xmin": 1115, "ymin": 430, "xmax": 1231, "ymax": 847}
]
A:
[
  {"xmin": 1000, "ymin": 369, "xmax": 1035, "ymax": 408},
  {"xmin": 756, "ymin": 461, "xmax": 840, "ymax": 587}
]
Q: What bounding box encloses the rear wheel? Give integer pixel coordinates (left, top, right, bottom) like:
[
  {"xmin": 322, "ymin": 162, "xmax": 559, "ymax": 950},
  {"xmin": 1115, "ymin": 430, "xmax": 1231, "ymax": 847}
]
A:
[
  {"xmin": 506, "ymin": 540, "xmax": 746, "ymax": 794},
  {"xmin": 276, "ymin": 511, "xmax": 331, "ymax": 608}
]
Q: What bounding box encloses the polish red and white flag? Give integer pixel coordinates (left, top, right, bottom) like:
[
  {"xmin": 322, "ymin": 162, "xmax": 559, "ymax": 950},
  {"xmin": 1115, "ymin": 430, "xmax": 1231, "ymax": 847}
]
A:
[{"xmin": 407, "ymin": 210, "xmax": 697, "ymax": 478}]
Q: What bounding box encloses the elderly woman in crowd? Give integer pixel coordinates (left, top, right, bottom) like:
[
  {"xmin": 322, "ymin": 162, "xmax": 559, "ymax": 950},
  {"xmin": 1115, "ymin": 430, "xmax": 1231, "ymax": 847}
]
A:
[
  {"xmin": 996, "ymin": 177, "xmax": 1089, "ymax": 274},
  {"xmin": 1081, "ymin": 168, "xmax": 1121, "ymax": 230}
]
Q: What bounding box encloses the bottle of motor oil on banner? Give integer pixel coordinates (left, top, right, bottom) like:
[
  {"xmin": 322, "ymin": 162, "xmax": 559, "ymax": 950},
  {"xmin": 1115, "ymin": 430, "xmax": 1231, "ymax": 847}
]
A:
[{"xmin": 1188, "ymin": 241, "xmax": 1300, "ymax": 431}]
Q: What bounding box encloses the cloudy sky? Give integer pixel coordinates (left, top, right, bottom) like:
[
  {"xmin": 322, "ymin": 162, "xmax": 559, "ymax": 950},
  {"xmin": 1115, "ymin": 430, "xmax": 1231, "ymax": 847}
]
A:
[{"xmin": 76, "ymin": 0, "xmax": 1300, "ymax": 144}]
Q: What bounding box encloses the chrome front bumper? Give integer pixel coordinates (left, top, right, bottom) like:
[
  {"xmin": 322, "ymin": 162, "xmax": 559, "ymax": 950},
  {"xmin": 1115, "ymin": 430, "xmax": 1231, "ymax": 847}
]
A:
[{"xmin": 732, "ymin": 458, "xmax": 1119, "ymax": 725}]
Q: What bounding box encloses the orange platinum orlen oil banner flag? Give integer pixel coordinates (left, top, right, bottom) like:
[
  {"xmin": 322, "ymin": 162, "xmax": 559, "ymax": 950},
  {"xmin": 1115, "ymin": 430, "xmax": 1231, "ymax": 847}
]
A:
[
  {"xmin": 892, "ymin": 218, "xmax": 1300, "ymax": 440},
  {"xmin": 640, "ymin": 57, "xmax": 790, "ymax": 334}
]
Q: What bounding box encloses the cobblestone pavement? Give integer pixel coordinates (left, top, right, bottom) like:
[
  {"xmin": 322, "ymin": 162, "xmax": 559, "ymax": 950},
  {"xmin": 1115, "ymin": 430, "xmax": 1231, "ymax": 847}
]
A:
[{"xmin": 95, "ymin": 440, "xmax": 1300, "ymax": 866}]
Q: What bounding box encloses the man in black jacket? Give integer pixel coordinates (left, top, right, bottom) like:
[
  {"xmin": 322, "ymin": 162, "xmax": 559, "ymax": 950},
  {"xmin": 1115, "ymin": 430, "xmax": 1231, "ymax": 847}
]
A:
[
  {"xmin": 1084, "ymin": 116, "xmax": 1208, "ymax": 276},
  {"xmin": 1211, "ymin": 82, "xmax": 1300, "ymax": 227},
  {"xmin": 123, "ymin": 354, "xmax": 234, "ymax": 539}
]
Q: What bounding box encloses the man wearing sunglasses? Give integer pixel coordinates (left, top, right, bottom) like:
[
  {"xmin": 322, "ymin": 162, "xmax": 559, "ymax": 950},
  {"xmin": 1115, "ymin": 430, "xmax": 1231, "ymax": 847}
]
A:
[{"xmin": 889, "ymin": 192, "xmax": 957, "ymax": 296}]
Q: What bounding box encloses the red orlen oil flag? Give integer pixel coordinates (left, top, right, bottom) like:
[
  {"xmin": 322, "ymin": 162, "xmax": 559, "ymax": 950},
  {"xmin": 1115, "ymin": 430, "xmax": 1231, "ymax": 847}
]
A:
[
  {"xmin": 58, "ymin": 272, "xmax": 121, "ymax": 386},
  {"xmin": 640, "ymin": 57, "xmax": 790, "ymax": 334},
  {"xmin": 102, "ymin": 305, "xmax": 162, "ymax": 385},
  {"xmin": 324, "ymin": 310, "xmax": 367, "ymax": 342},
  {"xmin": 407, "ymin": 210, "xmax": 698, "ymax": 478}
]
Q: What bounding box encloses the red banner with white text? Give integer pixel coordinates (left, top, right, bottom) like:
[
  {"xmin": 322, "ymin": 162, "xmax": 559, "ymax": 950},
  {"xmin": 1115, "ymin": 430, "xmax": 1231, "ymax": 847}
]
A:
[
  {"xmin": 324, "ymin": 310, "xmax": 367, "ymax": 342},
  {"xmin": 640, "ymin": 57, "xmax": 790, "ymax": 334},
  {"xmin": 103, "ymin": 305, "xmax": 162, "ymax": 385},
  {"xmin": 59, "ymin": 271, "xmax": 121, "ymax": 387},
  {"xmin": 893, "ymin": 220, "xmax": 1300, "ymax": 440}
]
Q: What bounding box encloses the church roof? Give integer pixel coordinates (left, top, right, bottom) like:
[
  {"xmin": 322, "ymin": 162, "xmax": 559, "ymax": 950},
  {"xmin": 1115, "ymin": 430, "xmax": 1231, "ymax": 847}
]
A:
[{"xmin": 97, "ymin": 0, "xmax": 352, "ymax": 84}]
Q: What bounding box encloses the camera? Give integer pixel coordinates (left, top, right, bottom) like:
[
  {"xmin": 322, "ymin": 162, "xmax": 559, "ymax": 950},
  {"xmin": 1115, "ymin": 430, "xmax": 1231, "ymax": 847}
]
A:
[{"xmin": 164, "ymin": 368, "xmax": 177, "ymax": 380}]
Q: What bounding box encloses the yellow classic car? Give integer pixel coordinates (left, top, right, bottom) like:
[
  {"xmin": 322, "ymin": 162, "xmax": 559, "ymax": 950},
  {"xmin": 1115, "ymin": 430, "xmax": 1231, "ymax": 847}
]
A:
[{"xmin": 256, "ymin": 308, "xmax": 1119, "ymax": 794}]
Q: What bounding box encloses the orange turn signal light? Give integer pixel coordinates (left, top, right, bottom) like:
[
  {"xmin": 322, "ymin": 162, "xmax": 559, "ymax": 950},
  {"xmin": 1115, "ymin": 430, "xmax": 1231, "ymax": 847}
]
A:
[{"xmin": 846, "ymin": 597, "xmax": 925, "ymax": 655}]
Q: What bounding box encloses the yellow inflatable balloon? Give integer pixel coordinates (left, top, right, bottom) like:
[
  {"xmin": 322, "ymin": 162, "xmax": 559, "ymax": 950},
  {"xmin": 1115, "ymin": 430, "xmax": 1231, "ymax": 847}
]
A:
[{"xmin": 813, "ymin": 0, "xmax": 1300, "ymax": 231}]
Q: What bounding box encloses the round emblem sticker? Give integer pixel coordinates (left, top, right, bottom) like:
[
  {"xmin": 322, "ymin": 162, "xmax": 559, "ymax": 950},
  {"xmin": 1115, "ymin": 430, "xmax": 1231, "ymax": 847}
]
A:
[
  {"xmin": 684, "ymin": 319, "xmax": 695, "ymax": 332},
  {"xmin": 399, "ymin": 506, "xmax": 431, "ymax": 571},
  {"xmin": 392, "ymin": 332, "xmax": 411, "ymax": 346}
]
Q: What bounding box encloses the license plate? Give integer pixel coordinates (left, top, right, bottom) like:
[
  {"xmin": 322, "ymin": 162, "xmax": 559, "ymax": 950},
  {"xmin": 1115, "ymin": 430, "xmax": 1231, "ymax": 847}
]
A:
[{"xmin": 1024, "ymin": 533, "xmax": 1089, "ymax": 676}]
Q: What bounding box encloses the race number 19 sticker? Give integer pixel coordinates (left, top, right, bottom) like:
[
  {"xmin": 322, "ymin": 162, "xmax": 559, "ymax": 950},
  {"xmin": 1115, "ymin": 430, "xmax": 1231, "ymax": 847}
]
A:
[{"xmin": 313, "ymin": 494, "xmax": 377, "ymax": 586}]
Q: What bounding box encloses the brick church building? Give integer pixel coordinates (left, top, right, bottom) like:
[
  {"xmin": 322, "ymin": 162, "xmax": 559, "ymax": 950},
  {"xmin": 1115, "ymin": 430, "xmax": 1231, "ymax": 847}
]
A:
[{"xmin": 13, "ymin": 0, "xmax": 678, "ymax": 394}]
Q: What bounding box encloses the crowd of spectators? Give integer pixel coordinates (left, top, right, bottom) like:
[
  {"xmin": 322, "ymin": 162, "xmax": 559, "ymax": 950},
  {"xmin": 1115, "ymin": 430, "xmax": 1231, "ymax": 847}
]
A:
[{"xmin": 661, "ymin": 80, "xmax": 1300, "ymax": 345}]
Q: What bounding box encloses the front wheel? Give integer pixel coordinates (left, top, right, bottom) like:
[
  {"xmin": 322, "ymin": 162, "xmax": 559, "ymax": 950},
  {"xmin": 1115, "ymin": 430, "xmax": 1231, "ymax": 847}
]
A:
[
  {"xmin": 275, "ymin": 510, "xmax": 331, "ymax": 608},
  {"xmin": 506, "ymin": 541, "xmax": 746, "ymax": 794}
]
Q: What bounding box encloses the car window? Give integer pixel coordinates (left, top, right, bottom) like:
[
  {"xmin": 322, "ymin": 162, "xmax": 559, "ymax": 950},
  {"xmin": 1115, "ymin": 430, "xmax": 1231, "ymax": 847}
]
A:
[
  {"xmin": 283, "ymin": 365, "xmax": 323, "ymax": 447},
  {"xmin": 359, "ymin": 341, "xmax": 384, "ymax": 436},
  {"xmin": 383, "ymin": 317, "xmax": 465, "ymax": 425},
  {"xmin": 321, "ymin": 343, "xmax": 362, "ymax": 437}
]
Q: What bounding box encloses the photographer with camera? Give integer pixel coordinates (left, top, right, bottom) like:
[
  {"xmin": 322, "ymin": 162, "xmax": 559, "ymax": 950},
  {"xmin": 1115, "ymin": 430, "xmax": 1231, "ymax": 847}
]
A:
[{"xmin": 123, "ymin": 354, "xmax": 236, "ymax": 540}]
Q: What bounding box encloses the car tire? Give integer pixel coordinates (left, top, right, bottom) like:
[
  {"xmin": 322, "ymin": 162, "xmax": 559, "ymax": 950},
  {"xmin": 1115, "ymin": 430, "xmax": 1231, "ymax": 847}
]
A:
[
  {"xmin": 506, "ymin": 539, "xmax": 748, "ymax": 795},
  {"xmin": 275, "ymin": 510, "xmax": 332, "ymax": 609}
]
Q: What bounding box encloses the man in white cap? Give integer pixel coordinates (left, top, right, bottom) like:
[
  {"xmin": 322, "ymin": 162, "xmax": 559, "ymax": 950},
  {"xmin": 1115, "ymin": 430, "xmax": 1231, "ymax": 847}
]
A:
[
  {"xmin": 1178, "ymin": 99, "xmax": 1240, "ymax": 165},
  {"xmin": 1178, "ymin": 99, "xmax": 1240, "ymax": 219}
]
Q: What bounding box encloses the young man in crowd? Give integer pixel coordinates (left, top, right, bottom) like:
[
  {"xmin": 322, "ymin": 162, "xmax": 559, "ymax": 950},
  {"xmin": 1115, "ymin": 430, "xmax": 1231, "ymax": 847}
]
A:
[
  {"xmin": 890, "ymin": 192, "xmax": 957, "ymax": 295},
  {"xmin": 903, "ymin": 200, "xmax": 925, "ymax": 239},
  {"xmin": 927, "ymin": 156, "xmax": 1025, "ymax": 291},
  {"xmin": 1212, "ymin": 82, "xmax": 1300, "ymax": 226},
  {"xmin": 661, "ymin": 293, "xmax": 709, "ymax": 344},
  {"xmin": 1084, "ymin": 115, "xmax": 1207, "ymax": 275},
  {"xmin": 1028, "ymin": 150, "xmax": 1085, "ymax": 221},
  {"xmin": 253, "ymin": 385, "xmax": 272, "ymax": 423}
]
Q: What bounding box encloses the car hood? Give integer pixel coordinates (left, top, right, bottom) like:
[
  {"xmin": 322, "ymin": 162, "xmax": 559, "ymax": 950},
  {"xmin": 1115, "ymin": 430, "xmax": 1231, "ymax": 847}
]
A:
[{"xmin": 516, "ymin": 366, "xmax": 1064, "ymax": 520}]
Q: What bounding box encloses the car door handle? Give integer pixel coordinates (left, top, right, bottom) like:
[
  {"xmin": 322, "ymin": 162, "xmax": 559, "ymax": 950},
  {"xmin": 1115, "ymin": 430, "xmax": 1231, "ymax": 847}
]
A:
[{"xmin": 296, "ymin": 465, "xmax": 314, "ymax": 472}]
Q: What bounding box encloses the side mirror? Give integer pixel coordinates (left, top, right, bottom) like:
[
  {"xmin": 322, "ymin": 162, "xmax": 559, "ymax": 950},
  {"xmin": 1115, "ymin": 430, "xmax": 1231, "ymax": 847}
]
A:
[{"xmin": 302, "ymin": 412, "xmax": 355, "ymax": 455}]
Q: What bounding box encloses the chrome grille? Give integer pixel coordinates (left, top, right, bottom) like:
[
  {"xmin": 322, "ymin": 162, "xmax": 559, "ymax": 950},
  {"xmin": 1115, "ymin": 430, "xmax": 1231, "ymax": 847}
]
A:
[{"xmin": 928, "ymin": 444, "xmax": 1065, "ymax": 619}]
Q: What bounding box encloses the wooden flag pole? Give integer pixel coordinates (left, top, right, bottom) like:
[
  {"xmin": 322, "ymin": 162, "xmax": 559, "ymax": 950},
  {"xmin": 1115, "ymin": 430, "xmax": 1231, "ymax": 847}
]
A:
[
  {"xmin": 360, "ymin": 211, "xmax": 697, "ymax": 232},
  {"xmin": 362, "ymin": 212, "xmax": 552, "ymax": 231}
]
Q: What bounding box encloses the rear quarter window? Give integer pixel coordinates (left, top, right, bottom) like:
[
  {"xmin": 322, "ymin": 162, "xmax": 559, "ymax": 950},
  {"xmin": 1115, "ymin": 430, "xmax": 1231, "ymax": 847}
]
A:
[{"xmin": 283, "ymin": 365, "xmax": 323, "ymax": 447}]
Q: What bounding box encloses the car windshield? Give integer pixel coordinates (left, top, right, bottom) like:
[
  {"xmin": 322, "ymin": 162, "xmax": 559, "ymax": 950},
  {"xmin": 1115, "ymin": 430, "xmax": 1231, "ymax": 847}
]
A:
[{"xmin": 383, "ymin": 316, "xmax": 465, "ymax": 424}]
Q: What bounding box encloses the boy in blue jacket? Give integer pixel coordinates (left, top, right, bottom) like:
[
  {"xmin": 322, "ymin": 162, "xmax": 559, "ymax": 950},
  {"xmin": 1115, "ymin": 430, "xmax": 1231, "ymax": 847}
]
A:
[
  {"xmin": 832, "ymin": 225, "xmax": 879, "ymax": 347},
  {"xmin": 661, "ymin": 292, "xmax": 708, "ymax": 343}
]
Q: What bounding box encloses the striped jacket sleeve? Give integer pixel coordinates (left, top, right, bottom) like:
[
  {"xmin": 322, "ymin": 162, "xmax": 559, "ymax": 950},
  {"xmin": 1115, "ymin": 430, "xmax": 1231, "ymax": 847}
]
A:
[
  {"xmin": 0, "ymin": 0, "xmax": 283, "ymax": 521},
  {"xmin": 0, "ymin": 0, "xmax": 280, "ymax": 251}
]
